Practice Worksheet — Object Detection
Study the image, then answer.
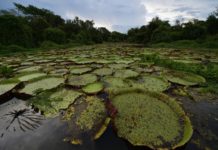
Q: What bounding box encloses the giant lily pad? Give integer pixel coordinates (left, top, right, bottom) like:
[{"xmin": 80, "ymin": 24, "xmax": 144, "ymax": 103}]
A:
[
  {"xmin": 93, "ymin": 68, "xmax": 113, "ymax": 76},
  {"xmin": 63, "ymin": 96, "xmax": 108, "ymax": 144},
  {"xmin": 128, "ymin": 75, "xmax": 170, "ymax": 92},
  {"xmin": 30, "ymin": 88, "xmax": 82, "ymax": 117},
  {"xmin": 17, "ymin": 66, "xmax": 42, "ymax": 73},
  {"xmin": 104, "ymin": 77, "xmax": 129, "ymax": 92},
  {"xmin": 108, "ymin": 63, "xmax": 128, "ymax": 69},
  {"xmin": 19, "ymin": 76, "xmax": 64, "ymax": 95},
  {"xmin": 70, "ymin": 67, "xmax": 92, "ymax": 75},
  {"xmin": 16, "ymin": 72, "xmax": 47, "ymax": 82},
  {"xmin": 163, "ymin": 70, "xmax": 206, "ymax": 86},
  {"xmin": 0, "ymin": 79, "xmax": 20, "ymax": 97},
  {"xmin": 67, "ymin": 74, "xmax": 98, "ymax": 87},
  {"xmin": 82, "ymin": 82, "xmax": 104, "ymax": 94},
  {"xmin": 114, "ymin": 69, "xmax": 139, "ymax": 78},
  {"xmin": 109, "ymin": 88, "xmax": 193, "ymax": 149}
]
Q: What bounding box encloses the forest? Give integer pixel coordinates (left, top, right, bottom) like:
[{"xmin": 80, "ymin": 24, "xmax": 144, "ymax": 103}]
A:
[{"xmin": 0, "ymin": 3, "xmax": 218, "ymax": 53}]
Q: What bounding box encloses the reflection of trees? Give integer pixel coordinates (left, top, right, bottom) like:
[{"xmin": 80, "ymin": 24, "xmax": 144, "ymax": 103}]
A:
[{"xmin": 0, "ymin": 108, "xmax": 44, "ymax": 137}]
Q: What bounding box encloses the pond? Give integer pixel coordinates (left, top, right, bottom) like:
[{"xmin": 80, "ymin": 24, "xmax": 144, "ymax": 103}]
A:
[{"xmin": 0, "ymin": 45, "xmax": 218, "ymax": 150}]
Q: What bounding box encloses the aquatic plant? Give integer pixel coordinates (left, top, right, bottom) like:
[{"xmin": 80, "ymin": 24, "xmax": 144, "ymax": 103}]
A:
[
  {"xmin": 109, "ymin": 88, "xmax": 193, "ymax": 149},
  {"xmin": 16, "ymin": 72, "xmax": 47, "ymax": 82},
  {"xmin": 82, "ymin": 82, "xmax": 104, "ymax": 94},
  {"xmin": 67, "ymin": 74, "xmax": 98, "ymax": 87},
  {"xmin": 163, "ymin": 70, "xmax": 206, "ymax": 86},
  {"xmin": 19, "ymin": 76, "xmax": 64, "ymax": 95},
  {"xmin": 64, "ymin": 96, "xmax": 109, "ymax": 144},
  {"xmin": 114, "ymin": 69, "xmax": 139, "ymax": 78},
  {"xmin": 127, "ymin": 75, "xmax": 170, "ymax": 92},
  {"xmin": 0, "ymin": 79, "xmax": 20, "ymax": 97},
  {"xmin": 70, "ymin": 67, "xmax": 92, "ymax": 75},
  {"xmin": 30, "ymin": 88, "xmax": 82, "ymax": 117},
  {"xmin": 93, "ymin": 68, "xmax": 113, "ymax": 76}
]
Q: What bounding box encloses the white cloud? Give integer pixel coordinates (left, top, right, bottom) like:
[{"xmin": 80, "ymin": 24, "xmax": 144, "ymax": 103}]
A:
[{"xmin": 141, "ymin": 0, "xmax": 218, "ymax": 24}]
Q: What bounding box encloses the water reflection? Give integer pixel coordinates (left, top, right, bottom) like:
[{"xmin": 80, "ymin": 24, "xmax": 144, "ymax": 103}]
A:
[{"xmin": 0, "ymin": 98, "xmax": 43, "ymax": 138}]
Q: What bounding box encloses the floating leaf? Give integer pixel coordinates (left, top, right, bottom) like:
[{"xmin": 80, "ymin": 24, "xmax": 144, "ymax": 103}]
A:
[
  {"xmin": 82, "ymin": 82, "xmax": 104, "ymax": 94},
  {"xmin": 109, "ymin": 88, "xmax": 193, "ymax": 149}
]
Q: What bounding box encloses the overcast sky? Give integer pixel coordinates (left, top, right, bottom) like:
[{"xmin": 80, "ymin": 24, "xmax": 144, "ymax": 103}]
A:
[{"xmin": 0, "ymin": 0, "xmax": 217, "ymax": 33}]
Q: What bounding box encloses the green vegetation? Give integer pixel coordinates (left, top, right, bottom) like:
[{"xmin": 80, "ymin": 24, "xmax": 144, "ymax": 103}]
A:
[
  {"xmin": 109, "ymin": 88, "xmax": 193, "ymax": 149},
  {"xmin": 70, "ymin": 67, "xmax": 92, "ymax": 75},
  {"xmin": 0, "ymin": 43, "xmax": 216, "ymax": 148},
  {"xmin": 0, "ymin": 80, "xmax": 19, "ymax": 96},
  {"xmin": 67, "ymin": 74, "xmax": 98, "ymax": 87},
  {"xmin": 163, "ymin": 70, "xmax": 206, "ymax": 86},
  {"xmin": 114, "ymin": 69, "xmax": 139, "ymax": 78},
  {"xmin": 0, "ymin": 65, "xmax": 13, "ymax": 77},
  {"xmin": 75, "ymin": 96, "xmax": 106, "ymax": 130},
  {"xmin": 30, "ymin": 88, "xmax": 82, "ymax": 117},
  {"xmin": 93, "ymin": 68, "xmax": 114, "ymax": 76},
  {"xmin": 19, "ymin": 76, "xmax": 64, "ymax": 95},
  {"xmin": 82, "ymin": 82, "xmax": 104, "ymax": 94},
  {"xmin": 141, "ymin": 53, "xmax": 218, "ymax": 93},
  {"xmin": 127, "ymin": 75, "xmax": 170, "ymax": 92},
  {"xmin": 128, "ymin": 9, "xmax": 218, "ymax": 50},
  {"xmin": 0, "ymin": 3, "xmax": 126, "ymax": 54}
]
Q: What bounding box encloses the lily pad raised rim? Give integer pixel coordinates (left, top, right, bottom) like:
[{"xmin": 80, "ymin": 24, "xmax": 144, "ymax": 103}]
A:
[{"xmin": 109, "ymin": 88, "xmax": 193, "ymax": 149}]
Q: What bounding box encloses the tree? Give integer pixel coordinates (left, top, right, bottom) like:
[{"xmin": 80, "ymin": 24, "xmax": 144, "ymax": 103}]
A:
[
  {"xmin": 0, "ymin": 15, "xmax": 32, "ymax": 47},
  {"xmin": 98, "ymin": 27, "xmax": 111, "ymax": 41},
  {"xmin": 206, "ymin": 15, "xmax": 218, "ymax": 35},
  {"xmin": 182, "ymin": 20, "xmax": 206, "ymax": 40},
  {"xmin": 30, "ymin": 17, "xmax": 49, "ymax": 45},
  {"xmin": 44, "ymin": 28, "xmax": 66, "ymax": 44},
  {"xmin": 14, "ymin": 3, "xmax": 64, "ymax": 27}
]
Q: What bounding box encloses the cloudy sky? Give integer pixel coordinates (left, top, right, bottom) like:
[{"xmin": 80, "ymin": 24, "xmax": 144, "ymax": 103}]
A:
[{"xmin": 0, "ymin": 0, "xmax": 217, "ymax": 33}]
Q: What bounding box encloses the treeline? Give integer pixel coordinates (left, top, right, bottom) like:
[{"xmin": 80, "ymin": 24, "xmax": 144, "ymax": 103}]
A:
[
  {"xmin": 127, "ymin": 7, "xmax": 218, "ymax": 48},
  {"xmin": 0, "ymin": 3, "xmax": 126, "ymax": 49},
  {"xmin": 1, "ymin": 3, "xmax": 218, "ymax": 51}
]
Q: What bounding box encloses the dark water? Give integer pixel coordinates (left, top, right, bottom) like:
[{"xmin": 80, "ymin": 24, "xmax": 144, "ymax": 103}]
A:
[{"xmin": 0, "ymin": 96, "xmax": 218, "ymax": 150}]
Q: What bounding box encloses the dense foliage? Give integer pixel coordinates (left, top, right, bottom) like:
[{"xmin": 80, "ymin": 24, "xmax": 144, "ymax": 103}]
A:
[
  {"xmin": 0, "ymin": 3, "xmax": 126, "ymax": 49},
  {"xmin": 127, "ymin": 7, "xmax": 218, "ymax": 48},
  {"xmin": 0, "ymin": 3, "xmax": 218, "ymax": 51}
]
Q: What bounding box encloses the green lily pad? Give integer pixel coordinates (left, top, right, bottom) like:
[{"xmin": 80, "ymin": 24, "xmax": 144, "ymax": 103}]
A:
[
  {"xmin": 17, "ymin": 66, "xmax": 42, "ymax": 73},
  {"xmin": 19, "ymin": 76, "xmax": 64, "ymax": 95},
  {"xmin": 104, "ymin": 77, "xmax": 129, "ymax": 92},
  {"xmin": 70, "ymin": 67, "xmax": 92, "ymax": 75},
  {"xmin": 30, "ymin": 88, "xmax": 82, "ymax": 117},
  {"xmin": 109, "ymin": 88, "xmax": 193, "ymax": 149},
  {"xmin": 163, "ymin": 70, "xmax": 206, "ymax": 86},
  {"xmin": 49, "ymin": 68, "xmax": 69, "ymax": 76},
  {"xmin": 128, "ymin": 75, "xmax": 170, "ymax": 92},
  {"xmin": 93, "ymin": 68, "xmax": 113, "ymax": 76},
  {"xmin": 108, "ymin": 63, "xmax": 128, "ymax": 69},
  {"xmin": 16, "ymin": 72, "xmax": 47, "ymax": 82},
  {"xmin": 64, "ymin": 96, "xmax": 108, "ymax": 143},
  {"xmin": 114, "ymin": 69, "xmax": 139, "ymax": 78},
  {"xmin": 0, "ymin": 79, "xmax": 20, "ymax": 96},
  {"xmin": 67, "ymin": 74, "xmax": 98, "ymax": 87},
  {"xmin": 82, "ymin": 82, "xmax": 104, "ymax": 94}
]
